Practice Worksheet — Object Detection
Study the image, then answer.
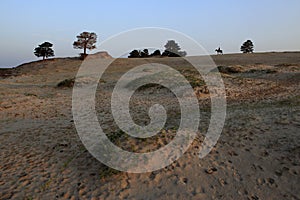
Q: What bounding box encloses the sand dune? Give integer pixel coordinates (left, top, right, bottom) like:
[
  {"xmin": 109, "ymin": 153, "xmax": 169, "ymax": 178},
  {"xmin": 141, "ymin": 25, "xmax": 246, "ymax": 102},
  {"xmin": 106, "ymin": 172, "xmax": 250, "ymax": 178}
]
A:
[{"xmin": 0, "ymin": 52, "xmax": 299, "ymax": 199}]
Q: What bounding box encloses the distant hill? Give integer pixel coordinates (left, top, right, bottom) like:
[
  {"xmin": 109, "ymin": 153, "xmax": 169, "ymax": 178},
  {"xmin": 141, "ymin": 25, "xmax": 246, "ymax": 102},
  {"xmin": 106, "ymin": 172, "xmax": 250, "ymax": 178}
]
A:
[
  {"xmin": 0, "ymin": 51, "xmax": 112, "ymax": 78},
  {"xmin": 1, "ymin": 52, "xmax": 300, "ymax": 79}
]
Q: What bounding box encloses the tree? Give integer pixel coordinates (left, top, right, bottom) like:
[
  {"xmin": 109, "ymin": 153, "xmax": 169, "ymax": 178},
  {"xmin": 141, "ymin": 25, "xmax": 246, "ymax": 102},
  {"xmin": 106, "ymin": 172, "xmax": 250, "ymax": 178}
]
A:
[
  {"xmin": 128, "ymin": 49, "xmax": 141, "ymax": 58},
  {"xmin": 162, "ymin": 40, "xmax": 187, "ymax": 57},
  {"xmin": 150, "ymin": 49, "xmax": 161, "ymax": 57},
  {"xmin": 34, "ymin": 42, "xmax": 54, "ymax": 60},
  {"xmin": 140, "ymin": 49, "xmax": 149, "ymax": 57},
  {"xmin": 240, "ymin": 40, "xmax": 254, "ymax": 53},
  {"xmin": 73, "ymin": 32, "xmax": 97, "ymax": 58}
]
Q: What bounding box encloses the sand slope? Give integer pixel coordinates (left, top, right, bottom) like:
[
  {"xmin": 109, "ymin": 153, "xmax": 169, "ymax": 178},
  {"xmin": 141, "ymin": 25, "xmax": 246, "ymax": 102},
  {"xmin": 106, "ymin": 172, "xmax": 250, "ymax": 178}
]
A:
[{"xmin": 0, "ymin": 52, "xmax": 299, "ymax": 199}]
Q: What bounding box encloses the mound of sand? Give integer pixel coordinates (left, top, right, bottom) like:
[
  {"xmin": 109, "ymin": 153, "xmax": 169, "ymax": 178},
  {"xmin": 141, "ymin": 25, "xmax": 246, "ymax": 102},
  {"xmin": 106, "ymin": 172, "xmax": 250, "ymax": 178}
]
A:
[{"xmin": 86, "ymin": 51, "xmax": 112, "ymax": 59}]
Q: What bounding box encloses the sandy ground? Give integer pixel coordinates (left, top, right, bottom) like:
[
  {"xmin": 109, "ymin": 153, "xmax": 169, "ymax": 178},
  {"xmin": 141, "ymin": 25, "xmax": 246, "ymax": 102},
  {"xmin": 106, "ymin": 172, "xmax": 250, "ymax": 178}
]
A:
[{"xmin": 0, "ymin": 52, "xmax": 299, "ymax": 199}]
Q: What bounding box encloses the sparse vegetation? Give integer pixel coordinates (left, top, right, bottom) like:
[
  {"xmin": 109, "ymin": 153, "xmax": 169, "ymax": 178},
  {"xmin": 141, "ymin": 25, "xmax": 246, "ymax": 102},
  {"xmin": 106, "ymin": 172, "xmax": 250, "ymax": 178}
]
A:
[
  {"xmin": 246, "ymin": 69, "xmax": 277, "ymax": 74},
  {"xmin": 137, "ymin": 83, "xmax": 165, "ymax": 90},
  {"xmin": 57, "ymin": 78, "xmax": 75, "ymax": 88},
  {"xmin": 214, "ymin": 66, "xmax": 243, "ymax": 74},
  {"xmin": 274, "ymin": 63, "xmax": 297, "ymax": 68},
  {"xmin": 189, "ymin": 78, "xmax": 205, "ymax": 88},
  {"xmin": 176, "ymin": 68, "xmax": 205, "ymax": 88},
  {"xmin": 107, "ymin": 130, "xmax": 128, "ymax": 143},
  {"xmin": 24, "ymin": 92, "xmax": 38, "ymax": 97},
  {"xmin": 56, "ymin": 77, "xmax": 106, "ymax": 88},
  {"xmin": 99, "ymin": 166, "xmax": 120, "ymax": 179}
]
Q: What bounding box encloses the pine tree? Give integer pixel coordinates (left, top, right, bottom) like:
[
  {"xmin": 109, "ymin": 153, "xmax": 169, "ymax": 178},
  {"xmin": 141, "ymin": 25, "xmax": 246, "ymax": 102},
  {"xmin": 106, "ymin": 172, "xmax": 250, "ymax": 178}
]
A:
[
  {"xmin": 162, "ymin": 40, "xmax": 186, "ymax": 57},
  {"xmin": 140, "ymin": 49, "xmax": 149, "ymax": 57},
  {"xmin": 128, "ymin": 49, "xmax": 141, "ymax": 58},
  {"xmin": 73, "ymin": 32, "xmax": 97, "ymax": 58},
  {"xmin": 240, "ymin": 40, "xmax": 254, "ymax": 53},
  {"xmin": 34, "ymin": 42, "xmax": 54, "ymax": 60},
  {"xmin": 150, "ymin": 49, "xmax": 161, "ymax": 57}
]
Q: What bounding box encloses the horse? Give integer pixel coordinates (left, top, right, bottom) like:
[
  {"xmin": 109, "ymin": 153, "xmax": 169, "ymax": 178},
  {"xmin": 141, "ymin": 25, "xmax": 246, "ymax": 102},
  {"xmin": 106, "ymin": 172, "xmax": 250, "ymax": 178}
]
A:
[{"xmin": 215, "ymin": 47, "xmax": 223, "ymax": 55}]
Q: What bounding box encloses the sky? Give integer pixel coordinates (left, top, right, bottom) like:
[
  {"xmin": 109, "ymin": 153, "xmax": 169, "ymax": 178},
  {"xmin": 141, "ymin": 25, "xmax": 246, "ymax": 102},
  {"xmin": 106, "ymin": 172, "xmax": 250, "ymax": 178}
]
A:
[{"xmin": 0, "ymin": 0, "xmax": 299, "ymax": 68}]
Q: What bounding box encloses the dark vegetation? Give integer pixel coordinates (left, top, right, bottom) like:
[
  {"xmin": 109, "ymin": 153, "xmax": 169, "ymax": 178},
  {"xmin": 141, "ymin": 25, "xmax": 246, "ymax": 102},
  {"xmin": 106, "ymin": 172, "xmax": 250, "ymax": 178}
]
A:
[
  {"xmin": 128, "ymin": 40, "xmax": 186, "ymax": 58},
  {"xmin": 34, "ymin": 42, "xmax": 55, "ymax": 60},
  {"xmin": 211, "ymin": 65, "xmax": 277, "ymax": 74},
  {"xmin": 73, "ymin": 32, "xmax": 97, "ymax": 60},
  {"xmin": 57, "ymin": 78, "xmax": 75, "ymax": 88},
  {"xmin": 241, "ymin": 40, "xmax": 254, "ymax": 53},
  {"xmin": 31, "ymin": 31, "xmax": 258, "ymax": 62}
]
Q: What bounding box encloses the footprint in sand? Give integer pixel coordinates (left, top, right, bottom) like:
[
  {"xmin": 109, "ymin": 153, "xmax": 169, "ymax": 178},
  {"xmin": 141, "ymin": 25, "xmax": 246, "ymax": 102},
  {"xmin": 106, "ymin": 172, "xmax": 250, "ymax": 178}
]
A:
[{"xmin": 205, "ymin": 167, "xmax": 217, "ymax": 174}]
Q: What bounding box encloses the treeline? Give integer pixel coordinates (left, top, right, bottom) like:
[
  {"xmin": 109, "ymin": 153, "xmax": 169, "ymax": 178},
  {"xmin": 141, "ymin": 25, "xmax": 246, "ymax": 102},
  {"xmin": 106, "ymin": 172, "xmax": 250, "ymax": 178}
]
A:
[
  {"xmin": 33, "ymin": 30, "xmax": 255, "ymax": 61},
  {"xmin": 128, "ymin": 40, "xmax": 187, "ymax": 58},
  {"xmin": 128, "ymin": 49, "xmax": 161, "ymax": 58}
]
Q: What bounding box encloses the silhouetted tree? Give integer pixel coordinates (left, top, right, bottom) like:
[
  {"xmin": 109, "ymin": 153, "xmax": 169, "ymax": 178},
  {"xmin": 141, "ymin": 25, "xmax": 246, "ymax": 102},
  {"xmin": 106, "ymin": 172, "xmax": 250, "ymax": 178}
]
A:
[
  {"xmin": 34, "ymin": 42, "xmax": 54, "ymax": 60},
  {"xmin": 162, "ymin": 40, "xmax": 186, "ymax": 57},
  {"xmin": 73, "ymin": 32, "xmax": 97, "ymax": 58},
  {"xmin": 140, "ymin": 49, "xmax": 149, "ymax": 57},
  {"xmin": 151, "ymin": 49, "xmax": 161, "ymax": 57},
  {"xmin": 240, "ymin": 40, "xmax": 254, "ymax": 53},
  {"xmin": 128, "ymin": 49, "xmax": 141, "ymax": 58}
]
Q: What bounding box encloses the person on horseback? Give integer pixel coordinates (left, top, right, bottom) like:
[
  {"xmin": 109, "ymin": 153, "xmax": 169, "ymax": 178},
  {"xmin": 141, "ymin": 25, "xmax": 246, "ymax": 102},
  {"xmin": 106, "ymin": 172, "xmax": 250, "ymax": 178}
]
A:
[{"xmin": 215, "ymin": 47, "xmax": 223, "ymax": 55}]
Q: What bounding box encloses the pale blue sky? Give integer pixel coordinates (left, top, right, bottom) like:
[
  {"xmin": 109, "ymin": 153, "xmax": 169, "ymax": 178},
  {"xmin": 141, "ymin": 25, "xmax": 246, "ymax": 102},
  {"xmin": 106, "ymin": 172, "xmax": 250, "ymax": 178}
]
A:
[{"xmin": 0, "ymin": 0, "xmax": 299, "ymax": 67}]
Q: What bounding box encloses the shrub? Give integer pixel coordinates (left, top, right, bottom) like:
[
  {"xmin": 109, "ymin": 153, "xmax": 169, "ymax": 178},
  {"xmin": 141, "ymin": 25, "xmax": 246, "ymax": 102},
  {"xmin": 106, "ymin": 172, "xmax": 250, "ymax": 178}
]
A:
[{"xmin": 57, "ymin": 78, "xmax": 75, "ymax": 88}]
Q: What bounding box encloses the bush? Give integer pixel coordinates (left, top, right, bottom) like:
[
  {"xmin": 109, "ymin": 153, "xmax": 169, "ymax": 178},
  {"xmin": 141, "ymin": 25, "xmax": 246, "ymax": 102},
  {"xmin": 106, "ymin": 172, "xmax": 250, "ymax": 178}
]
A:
[
  {"xmin": 57, "ymin": 78, "xmax": 75, "ymax": 88},
  {"xmin": 211, "ymin": 66, "xmax": 243, "ymax": 74}
]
